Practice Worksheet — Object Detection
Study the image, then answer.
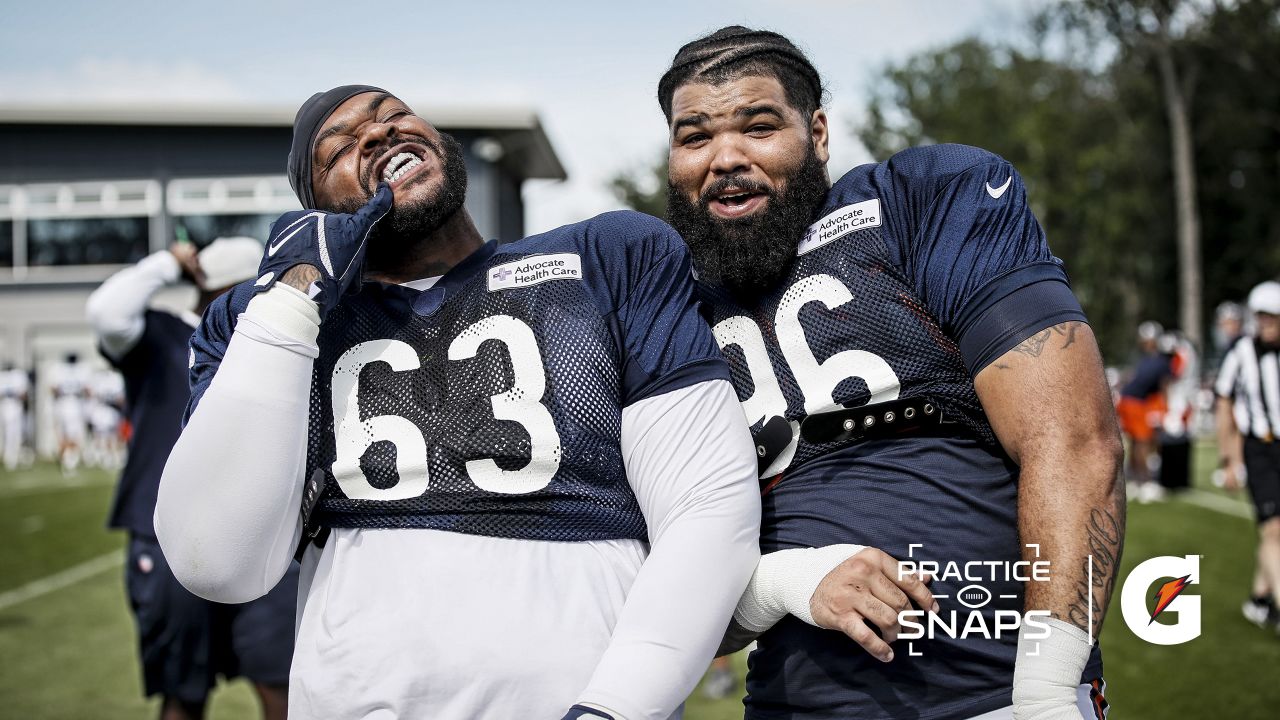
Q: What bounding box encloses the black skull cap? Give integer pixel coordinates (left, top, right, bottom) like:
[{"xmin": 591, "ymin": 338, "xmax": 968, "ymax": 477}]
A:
[{"xmin": 287, "ymin": 84, "xmax": 388, "ymax": 209}]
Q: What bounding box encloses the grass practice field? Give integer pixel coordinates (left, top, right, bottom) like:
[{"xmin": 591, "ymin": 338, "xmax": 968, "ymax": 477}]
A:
[{"xmin": 1, "ymin": 444, "xmax": 1276, "ymax": 719}]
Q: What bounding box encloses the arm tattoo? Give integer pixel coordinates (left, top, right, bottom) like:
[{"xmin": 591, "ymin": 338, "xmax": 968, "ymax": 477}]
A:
[
  {"xmin": 280, "ymin": 264, "xmax": 320, "ymax": 293},
  {"xmin": 1004, "ymin": 321, "xmax": 1082, "ymax": 361},
  {"xmin": 1063, "ymin": 485, "xmax": 1125, "ymax": 635}
]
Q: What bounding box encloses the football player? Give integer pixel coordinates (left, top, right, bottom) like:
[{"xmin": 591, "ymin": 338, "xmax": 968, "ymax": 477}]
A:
[
  {"xmin": 0, "ymin": 362, "xmax": 29, "ymax": 471},
  {"xmin": 155, "ymin": 86, "xmax": 762, "ymax": 720},
  {"xmin": 658, "ymin": 28, "xmax": 1125, "ymax": 720},
  {"xmin": 87, "ymin": 237, "xmax": 296, "ymax": 720},
  {"xmin": 49, "ymin": 352, "xmax": 89, "ymax": 475}
]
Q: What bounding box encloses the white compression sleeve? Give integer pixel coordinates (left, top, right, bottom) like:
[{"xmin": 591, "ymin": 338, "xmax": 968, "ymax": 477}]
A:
[
  {"xmin": 576, "ymin": 379, "xmax": 761, "ymax": 720},
  {"xmin": 733, "ymin": 544, "xmax": 868, "ymax": 633},
  {"xmin": 85, "ymin": 250, "xmax": 181, "ymax": 359},
  {"xmin": 155, "ymin": 284, "xmax": 320, "ymax": 604},
  {"xmin": 1012, "ymin": 617, "xmax": 1092, "ymax": 720}
]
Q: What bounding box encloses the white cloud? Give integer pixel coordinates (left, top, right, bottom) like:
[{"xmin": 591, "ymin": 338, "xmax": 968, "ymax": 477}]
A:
[{"xmin": 0, "ymin": 57, "xmax": 245, "ymax": 103}]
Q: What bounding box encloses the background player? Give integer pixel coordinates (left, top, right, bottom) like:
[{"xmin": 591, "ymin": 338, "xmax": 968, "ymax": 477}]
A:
[
  {"xmin": 0, "ymin": 362, "xmax": 30, "ymax": 471},
  {"xmin": 1117, "ymin": 321, "xmax": 1174, "ymax": 502},
  {"xmin": 87, "ymin": 237, "xmax": 297, "ymax": 720},
  {"xmin": 659, "ymin": 27, "xmax": 1124, "ymax": 719},
  {"xmin": 1216, "ymin": 280, "xmax": 1280, "ymax": 632},
  {"xmin": 86, "ymin": 366, "xmax": 125, "ymax": 469},
  {"xmin": 49, "ymin": 352, "xmax": 89, "ymax": 475},
  {"xmin": 155, "ymin": 85, "xmax": 761, "ymax": 720}
]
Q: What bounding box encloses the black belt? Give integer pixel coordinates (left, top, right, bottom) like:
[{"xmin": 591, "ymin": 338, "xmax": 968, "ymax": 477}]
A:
[
  {"xmin": 800, "ymin": 396, "xmax": 944, "ymax": 446},
  {"xmin": 750, "ymin": 397, "xmax": 948, "ymax": 476}
]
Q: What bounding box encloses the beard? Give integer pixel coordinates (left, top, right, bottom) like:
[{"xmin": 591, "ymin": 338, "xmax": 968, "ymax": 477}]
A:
[
  {"xmin": 666, "ymin": 145, "xmax": 829, "ymax": 301},
  {"xmin": 332, "ymin": 132, "xmax": 469, "ymax": 259}
]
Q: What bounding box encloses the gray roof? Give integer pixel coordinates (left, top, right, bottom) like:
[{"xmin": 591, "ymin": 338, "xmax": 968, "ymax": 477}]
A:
[{"xmin": 0, "ymin": 103, "xmax": 566, "ymax": 181}]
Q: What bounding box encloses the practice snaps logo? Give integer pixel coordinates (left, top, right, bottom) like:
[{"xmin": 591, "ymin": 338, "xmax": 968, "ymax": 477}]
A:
[
  {"xmin": 1120, "ymin": 555, "xmax": 1201, "ymax": 645},
  {"xmin": 896, "ymin": 543, "xmax": 1055, "ymax": 657}
]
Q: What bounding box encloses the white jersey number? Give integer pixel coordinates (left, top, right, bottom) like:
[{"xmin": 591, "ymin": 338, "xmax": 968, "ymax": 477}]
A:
[
  {"xmin": 448, "ymin": 315, "xmax": 561, "ymax": 494},
  {"xmin": 712, "ymin": 273, "xmax": 901, "ymax": 476},
  {"xmin": 331, "ymin": 316, "xmax": 561, "ymax": 500}
]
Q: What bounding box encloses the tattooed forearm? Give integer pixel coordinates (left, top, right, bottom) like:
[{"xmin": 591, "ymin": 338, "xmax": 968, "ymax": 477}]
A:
[
  {"xmin": 280, "ymin": 264, "xmax": 321, "ymax": 293},
  {"xmin": 1005, "ymin": 321, "xmax": 1083, "ymax": 360},
  {"xmin": 1064, "ymin": 493, "xmax": 1125, "ymax": 635}
]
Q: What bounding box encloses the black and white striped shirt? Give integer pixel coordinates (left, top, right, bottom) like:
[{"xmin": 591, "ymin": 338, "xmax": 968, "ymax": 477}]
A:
[{"xmin": 1216, "ymin": 336, "xmax": 1280, "ymax": 440}]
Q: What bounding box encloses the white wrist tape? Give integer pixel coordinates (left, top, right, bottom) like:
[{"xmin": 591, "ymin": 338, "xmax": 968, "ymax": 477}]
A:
[
  {"xmin": 734, "ymin": 544, "xmax": 867, "ymax": 632},
  {"xmin": 1012, "ymin": 617, "xmax": 1090, "ymax": 720},
  {"xmin": 238, "ymin": 284, "xmax": 322, "ymax": 354}
]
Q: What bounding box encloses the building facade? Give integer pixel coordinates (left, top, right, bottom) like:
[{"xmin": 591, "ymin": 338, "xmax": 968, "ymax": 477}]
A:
[{"xmin": 0, "ymin": 103, "xmax": 565, "ymax": 455}]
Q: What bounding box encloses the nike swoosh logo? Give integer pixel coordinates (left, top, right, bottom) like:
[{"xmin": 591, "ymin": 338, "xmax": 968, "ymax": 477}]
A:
[
  {"xmin": 985, "ymin": 177, "xmax": 1012, "ymax": 199},
  {"xmin": 268, "ymin": 212, "xmax": 323, "ymax": 256}
]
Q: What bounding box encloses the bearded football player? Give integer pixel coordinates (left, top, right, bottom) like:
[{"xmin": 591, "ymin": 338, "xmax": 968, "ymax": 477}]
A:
[
  {"xmin": 660, "ymin": 28, "xmax": 1125, "ymax": 720},
  {"xmin": 155, "ymin": 85, "xmax": 763, "ymax": 720}
]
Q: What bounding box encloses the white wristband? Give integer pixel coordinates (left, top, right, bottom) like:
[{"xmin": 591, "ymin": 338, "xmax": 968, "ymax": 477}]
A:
[
  {"xmin": 238, "ymin": 284, "xmax": 322, "ymax": 353},
  {"xmin": 1012, "ymin": 617, "xmax": 1090, "ymax": 720},
  {"xmin": 734, "ymin": 544, "xmax": 867, "ymax": 632}
]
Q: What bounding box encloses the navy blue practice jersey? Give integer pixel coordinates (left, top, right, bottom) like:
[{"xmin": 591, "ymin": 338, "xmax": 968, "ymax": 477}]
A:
[
  {"xmin": 701, "ymin": 145, "xmax": 1099, "ymax": 719},
  {"xmin": 105, "ymin": 310, "xmax": 198, "ymax": 539},
  {"xmin": 187, "ymin": 210, "xmax": 728, "ymax": 543}
]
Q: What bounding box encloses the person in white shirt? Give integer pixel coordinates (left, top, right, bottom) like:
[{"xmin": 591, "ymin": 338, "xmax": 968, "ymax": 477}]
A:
[
  {"xmin": 0, "ymin": 364, "xmax": 29, "ymax": 471},
  {"xmin": 1218, "ymin": 280, "xmax": 1280, "ymax": 631},
  {"xmin": 49, "ymin": 353, "xmax": 89, "ymax": 475}
]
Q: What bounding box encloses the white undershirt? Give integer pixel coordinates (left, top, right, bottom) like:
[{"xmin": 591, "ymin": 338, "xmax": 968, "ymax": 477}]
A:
[{"xmin": 156, "ymin": 283, "xmax": 760, "ymax": 720}]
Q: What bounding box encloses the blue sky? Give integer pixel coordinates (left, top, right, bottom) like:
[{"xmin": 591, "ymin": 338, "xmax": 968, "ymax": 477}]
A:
[{"xmin": 1, "ymin": 0, "xmax": 1042, "ymax": 233}]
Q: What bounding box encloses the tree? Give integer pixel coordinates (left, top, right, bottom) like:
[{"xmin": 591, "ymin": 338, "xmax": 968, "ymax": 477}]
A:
[
  {"xmin": 609, "ymin": 155, "xmax": 668, "ymax": 220},
  {"xmin": 857, "ymin": 37, "xmax": 1176, "ymax": 358},
  {"xmin": 853, "ymin": 0, "xmax": 1280, "ymax": 358},
  {"xmin": 1068, "ymin": 0, "xmax": 1211, "ymax": 347}
]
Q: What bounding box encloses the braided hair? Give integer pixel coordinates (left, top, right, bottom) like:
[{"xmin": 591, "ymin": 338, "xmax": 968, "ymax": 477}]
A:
[{"xmin": 657, "ymin": 26, "xmax": 826, "ymax": 123}]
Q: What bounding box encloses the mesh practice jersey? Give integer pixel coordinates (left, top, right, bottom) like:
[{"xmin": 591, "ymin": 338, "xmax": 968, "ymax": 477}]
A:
[
  {"xmin": 700, "ymin": 145, "xmax": 1099, "ymax": 720},
  {"xmin": 188, "ymin": 210, "xmax": 729, "ymax": 543}
]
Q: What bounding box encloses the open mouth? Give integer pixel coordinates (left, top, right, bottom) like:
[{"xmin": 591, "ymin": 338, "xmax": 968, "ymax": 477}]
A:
[
  {"xmin": 373, "ymin": 145, "xmax": 431, "ymax": 189},
  {"xmin": 709, "ymin": 188, "xmax": 767, "ymax": 218}
]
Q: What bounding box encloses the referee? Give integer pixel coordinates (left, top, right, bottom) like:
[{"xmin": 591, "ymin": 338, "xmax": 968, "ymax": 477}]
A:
[{"xmin": 1217, "ymin": 280, "xmax": 1280, "ymax": 631}]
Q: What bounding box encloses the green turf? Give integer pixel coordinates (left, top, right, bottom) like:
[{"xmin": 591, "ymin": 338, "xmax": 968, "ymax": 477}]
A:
[
  {"xmin": 0, "ymin": 464, "xmax": 256, "ymax": 719},
  {"xmin": 2, "ymin": 448, "xmax": 1277, "ymax": 719}
]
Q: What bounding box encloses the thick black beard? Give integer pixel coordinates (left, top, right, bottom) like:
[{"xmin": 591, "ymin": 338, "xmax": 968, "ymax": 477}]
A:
[
  {"xmin": 332, "ymin": 132, "xmax": 469, "ymax": 263},
  {"xmin": 666, "ymin": 146, "xmax": 828, "ymax": 302}
]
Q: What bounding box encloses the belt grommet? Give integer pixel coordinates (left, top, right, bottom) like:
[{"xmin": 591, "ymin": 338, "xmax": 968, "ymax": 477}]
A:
[
  {"xmin": 923, "ymin": 403, "xmax": 935, "ymax": 415},
  {"xmin": 843, "ymin": 419, "xmax": 855, "ymax": 431},
  {"xmin": 904, "ymin": 407, "xmax": 916, "ymax": 419},
  {"xmin": 863, "ymin": 415, "xmax": 875, "ymax": 428},
  {"xmin": 884, "ymin": 411, "xmax": 895, "ymax": 423}
]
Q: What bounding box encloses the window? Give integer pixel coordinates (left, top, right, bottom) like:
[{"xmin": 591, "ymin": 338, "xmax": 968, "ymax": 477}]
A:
[
  {"xmin": 175, "ymin": 213, "xmax": 280, "ymax": 248},
  {"xmin": 26, "ymin": 217, "xmax": 149, "ymax": 266},
  {"xmin": 168, "ymin": 176, "xmax": 299, "ymax": 248},
  {"xmin": 0, "ymin": 221, "xmax": 12, "ymax": 267}
]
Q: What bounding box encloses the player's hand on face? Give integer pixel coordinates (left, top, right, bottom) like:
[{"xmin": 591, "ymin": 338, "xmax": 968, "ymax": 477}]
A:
[
  {"xmin": 809, "ymin": 547, "xmax": 937, "ymax": 663},
  {"xmin": 169, "ymin": 242, "xmax": 206, "ymax": 288},
  {"xmin": 255, "ymin": 183, "xmax": 394, "ymax": 319}
]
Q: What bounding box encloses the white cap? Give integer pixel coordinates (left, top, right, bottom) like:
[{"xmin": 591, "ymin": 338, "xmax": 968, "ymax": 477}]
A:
[
  {"xmin": 198, "ymin": 236, "xmax": 263, "ymax": 290},
  {"xmin": 1247, "ymin": 281, "xmax": 1280, "ymax": 316},
  {"xmin": 1138, "ymin": 320, "xmax": 1163, "ymax": 342}
]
